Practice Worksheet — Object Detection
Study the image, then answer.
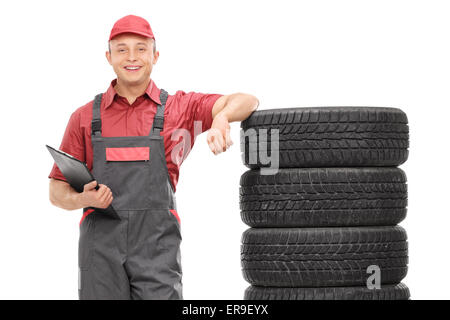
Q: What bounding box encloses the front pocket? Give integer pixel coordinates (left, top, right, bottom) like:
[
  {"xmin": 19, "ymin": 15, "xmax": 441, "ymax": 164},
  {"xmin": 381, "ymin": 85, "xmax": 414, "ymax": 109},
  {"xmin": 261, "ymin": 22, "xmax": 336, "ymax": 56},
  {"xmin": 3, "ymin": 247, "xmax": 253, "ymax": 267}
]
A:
[
  {"xmin": 78, "ymin": 211, "xmax": 95, "ymax": 270},
  {"xmin": 79, "ymin": 208, "xmax": 94, "ymax": 226},
  {"xmin": 169, "ymin": 209, "xmax": 181, "ymax": 225},
  {"xmin": 156, "ymin": 209, "xmax": 182, "ymax": 253},
  {"xmin": 106, "ymin": 147, "xmax": 150, "ymax": 161}
]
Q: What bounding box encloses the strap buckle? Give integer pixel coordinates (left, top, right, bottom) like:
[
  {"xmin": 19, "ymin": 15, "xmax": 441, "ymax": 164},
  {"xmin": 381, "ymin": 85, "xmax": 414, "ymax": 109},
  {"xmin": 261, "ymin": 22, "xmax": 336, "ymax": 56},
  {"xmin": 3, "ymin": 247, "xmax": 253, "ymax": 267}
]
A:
[
  {"xmin": 91, "ymin": 119, "xmax": 102, "ymax": 134},
  {"xmin": 153, "ymin": 116, "xmax": 164, "ymax": 129}
]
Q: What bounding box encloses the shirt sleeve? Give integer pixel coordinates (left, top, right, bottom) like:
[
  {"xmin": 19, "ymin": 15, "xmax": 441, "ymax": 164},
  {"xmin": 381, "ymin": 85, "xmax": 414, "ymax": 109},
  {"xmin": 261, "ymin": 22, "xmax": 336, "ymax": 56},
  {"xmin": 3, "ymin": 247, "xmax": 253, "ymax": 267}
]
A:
[
  {"xmin": 185, "ymin": 92, "xmax": 223, "ymax": 133},
  {"xmin": 48, "ymin": 110, "xmax": 85, "ymax": 181}
]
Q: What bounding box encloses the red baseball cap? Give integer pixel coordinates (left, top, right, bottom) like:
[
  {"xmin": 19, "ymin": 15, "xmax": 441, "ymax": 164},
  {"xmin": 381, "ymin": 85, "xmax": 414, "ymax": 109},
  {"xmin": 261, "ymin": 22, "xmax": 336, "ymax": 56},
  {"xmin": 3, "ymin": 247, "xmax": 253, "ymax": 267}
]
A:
[{"xmin": 109, "ymin": 15, "xmax": 155, "ymax": 41}]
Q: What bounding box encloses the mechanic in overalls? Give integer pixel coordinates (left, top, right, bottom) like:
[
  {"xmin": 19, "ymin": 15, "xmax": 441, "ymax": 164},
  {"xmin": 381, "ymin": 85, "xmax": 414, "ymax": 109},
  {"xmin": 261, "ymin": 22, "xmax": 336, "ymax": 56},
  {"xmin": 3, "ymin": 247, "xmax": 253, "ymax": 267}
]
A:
[{"xmin": 48, "ymin": 15, "xmax": 259, "ymax": 300}]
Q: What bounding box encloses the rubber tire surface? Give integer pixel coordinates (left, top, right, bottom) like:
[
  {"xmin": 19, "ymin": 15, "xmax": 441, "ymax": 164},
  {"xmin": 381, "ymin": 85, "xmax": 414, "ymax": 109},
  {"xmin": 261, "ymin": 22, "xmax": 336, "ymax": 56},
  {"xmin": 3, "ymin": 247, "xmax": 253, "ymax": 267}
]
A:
[
  {"xmin": 240, "ymin": 107, "xmax": 409, "ymax": 168},
  {"xmin": 240, "ymin": 167, "xmax": 407, "ymax": 227},
  {"xmin": 244, "ymin": 283, "xmax": 410, "ymax": 300},
  {"xmin": 241, "ymin": 226, "xmax": 408, "ymax": 287}
]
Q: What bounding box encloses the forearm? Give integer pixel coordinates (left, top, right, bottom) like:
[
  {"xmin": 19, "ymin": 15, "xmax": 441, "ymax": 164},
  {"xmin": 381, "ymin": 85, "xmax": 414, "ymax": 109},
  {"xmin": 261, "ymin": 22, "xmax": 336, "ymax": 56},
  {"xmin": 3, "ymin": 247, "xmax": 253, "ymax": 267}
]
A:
[
  {"xmin": 207, "ymin": 92, "xmax": 259, "ymax": 155},
  {"xmin": 49, "ymin": 179, "xmax": 84, "ymax": 211},
  {"xmin": 216, "ymin": 93, "xmax": 259, "ymax": 122}
]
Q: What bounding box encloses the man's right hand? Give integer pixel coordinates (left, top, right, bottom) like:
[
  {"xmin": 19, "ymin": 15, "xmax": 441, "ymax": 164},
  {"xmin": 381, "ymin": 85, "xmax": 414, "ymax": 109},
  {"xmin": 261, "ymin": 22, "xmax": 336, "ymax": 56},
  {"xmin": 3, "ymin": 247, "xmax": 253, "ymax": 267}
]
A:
[{"xmin": 79, "ymin": 181, "xmax": 113, "ymax": 209}]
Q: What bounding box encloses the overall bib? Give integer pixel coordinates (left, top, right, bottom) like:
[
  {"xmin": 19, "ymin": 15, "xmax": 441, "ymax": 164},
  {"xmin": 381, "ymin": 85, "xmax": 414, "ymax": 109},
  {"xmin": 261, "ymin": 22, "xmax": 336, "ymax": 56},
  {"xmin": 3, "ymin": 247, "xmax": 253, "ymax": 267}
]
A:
[{"xmin": 78, "ymin": 89, "xmax": 183, "ymax": 300}]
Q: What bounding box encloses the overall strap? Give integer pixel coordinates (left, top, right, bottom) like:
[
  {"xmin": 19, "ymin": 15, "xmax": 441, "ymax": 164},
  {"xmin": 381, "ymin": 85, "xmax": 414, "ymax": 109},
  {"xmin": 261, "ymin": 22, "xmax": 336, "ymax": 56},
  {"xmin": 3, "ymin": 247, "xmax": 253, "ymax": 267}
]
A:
[
  {"xmin": 150, "ymin": 89, "xmax": 168, "ymax": 136},
  {"xmin": 91, "ymin": 89, "xmax": 168, "ymax": 137},
  {"xmin": 91, "ymin": 93, "xmax": 103, "ymax": 137}
]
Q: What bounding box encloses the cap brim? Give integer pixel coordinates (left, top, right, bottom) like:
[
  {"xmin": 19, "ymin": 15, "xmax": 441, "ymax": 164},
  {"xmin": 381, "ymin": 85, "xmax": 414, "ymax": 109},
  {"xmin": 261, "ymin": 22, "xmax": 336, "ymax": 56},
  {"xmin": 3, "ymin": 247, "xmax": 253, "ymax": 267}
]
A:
[{"xmin": 109, "ymin": 29, "xmax": 154, "ymax": 41}]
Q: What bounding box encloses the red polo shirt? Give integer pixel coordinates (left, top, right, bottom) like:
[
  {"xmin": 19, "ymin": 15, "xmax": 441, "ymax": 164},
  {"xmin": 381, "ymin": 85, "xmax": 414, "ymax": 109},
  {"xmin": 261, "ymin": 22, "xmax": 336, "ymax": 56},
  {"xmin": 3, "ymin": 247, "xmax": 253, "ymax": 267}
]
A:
[{"xmin": 48, "ymin": 79, "xmax": 223, "ymax": 192}]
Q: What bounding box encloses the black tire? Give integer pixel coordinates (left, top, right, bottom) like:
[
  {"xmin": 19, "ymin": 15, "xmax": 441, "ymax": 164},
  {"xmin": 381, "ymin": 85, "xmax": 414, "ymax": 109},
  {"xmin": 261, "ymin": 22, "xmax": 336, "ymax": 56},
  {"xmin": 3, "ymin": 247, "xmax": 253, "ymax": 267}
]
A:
[
  {"xmin": 241, "ymin": 226, "xmax": 408, "ymax": 287},
  {"xmin": 244, "ymin": 283, "xmax": 410, "ymax": 300},
  {"xmin": 240, "ymin": 167, "xmax": 407, "ymax": 227},
  {"xmin": 240, "ymin": 107, "xmax": 409, "ymax": 169}
]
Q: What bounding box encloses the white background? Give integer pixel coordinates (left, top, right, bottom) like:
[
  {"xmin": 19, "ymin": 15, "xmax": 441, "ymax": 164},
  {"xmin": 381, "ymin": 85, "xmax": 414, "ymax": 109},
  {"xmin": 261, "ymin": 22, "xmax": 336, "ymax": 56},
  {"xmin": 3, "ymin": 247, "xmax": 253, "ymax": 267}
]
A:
[{"xmin": 0, "ymin": 0, "xmax": 449, "ymax": 300}]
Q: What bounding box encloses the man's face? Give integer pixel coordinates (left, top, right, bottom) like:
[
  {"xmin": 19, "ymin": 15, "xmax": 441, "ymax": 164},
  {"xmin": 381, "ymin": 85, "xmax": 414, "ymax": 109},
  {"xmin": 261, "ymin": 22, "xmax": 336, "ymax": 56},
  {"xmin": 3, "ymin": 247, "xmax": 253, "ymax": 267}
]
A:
[{"xmin": 106, "ymin": 33, "xmax": 158, "ymax": 87}]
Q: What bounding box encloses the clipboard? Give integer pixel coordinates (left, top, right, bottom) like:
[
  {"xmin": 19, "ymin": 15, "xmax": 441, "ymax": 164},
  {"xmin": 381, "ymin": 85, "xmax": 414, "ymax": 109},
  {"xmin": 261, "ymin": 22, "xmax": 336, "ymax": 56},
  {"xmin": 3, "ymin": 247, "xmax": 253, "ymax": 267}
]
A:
[{"xmin": 46, "ymin": 145, "xmax": 120, "ymax": 220}]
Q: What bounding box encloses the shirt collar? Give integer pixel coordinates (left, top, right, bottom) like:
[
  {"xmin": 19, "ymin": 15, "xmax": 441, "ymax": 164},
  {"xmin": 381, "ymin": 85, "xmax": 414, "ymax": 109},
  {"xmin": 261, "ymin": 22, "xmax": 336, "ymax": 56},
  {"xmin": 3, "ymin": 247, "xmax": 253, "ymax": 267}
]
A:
[{"xmin": 104, "ymin": 78, "xmax": 161, "ymax": 109}]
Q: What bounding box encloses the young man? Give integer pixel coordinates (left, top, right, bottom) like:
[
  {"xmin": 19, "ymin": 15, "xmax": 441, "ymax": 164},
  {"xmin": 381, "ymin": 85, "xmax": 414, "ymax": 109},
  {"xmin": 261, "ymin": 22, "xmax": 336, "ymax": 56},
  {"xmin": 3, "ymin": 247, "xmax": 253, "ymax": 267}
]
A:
[{"xmin": 48, "ymin": 15, "xmax": 259, "ymax": 300}]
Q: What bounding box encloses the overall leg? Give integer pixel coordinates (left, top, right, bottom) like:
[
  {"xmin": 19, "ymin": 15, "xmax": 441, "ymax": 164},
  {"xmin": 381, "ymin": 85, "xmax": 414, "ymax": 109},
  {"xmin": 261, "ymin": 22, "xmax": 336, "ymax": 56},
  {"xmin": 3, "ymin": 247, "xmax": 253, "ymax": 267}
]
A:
[
  {"xmin": 79, "ymin": 213, "xmax": 130, "ymax": 300},
  {"xmin": 126, "ymin": 210, "xmax": 183, "ymax": 300}
]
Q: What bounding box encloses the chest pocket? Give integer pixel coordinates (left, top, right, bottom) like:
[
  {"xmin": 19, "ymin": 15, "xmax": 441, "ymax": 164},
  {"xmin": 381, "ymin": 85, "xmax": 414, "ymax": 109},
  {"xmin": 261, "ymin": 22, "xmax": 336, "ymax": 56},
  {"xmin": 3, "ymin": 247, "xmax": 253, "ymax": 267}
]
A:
[
  {"xmin": 106, "ymin": 147, "xmax": 150, "ymax": 161},
  {"xmin": 104, "ymin": 146, "xmax": 151, "ymax": 210}
]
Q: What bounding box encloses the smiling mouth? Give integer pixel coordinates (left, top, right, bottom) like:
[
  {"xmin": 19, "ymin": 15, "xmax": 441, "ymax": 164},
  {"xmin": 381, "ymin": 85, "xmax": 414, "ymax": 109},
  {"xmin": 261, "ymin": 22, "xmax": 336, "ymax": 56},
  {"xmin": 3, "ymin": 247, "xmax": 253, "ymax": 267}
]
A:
[{"xmin": 124, "ymin": 66, "xmax": 142, "ymax": 71}]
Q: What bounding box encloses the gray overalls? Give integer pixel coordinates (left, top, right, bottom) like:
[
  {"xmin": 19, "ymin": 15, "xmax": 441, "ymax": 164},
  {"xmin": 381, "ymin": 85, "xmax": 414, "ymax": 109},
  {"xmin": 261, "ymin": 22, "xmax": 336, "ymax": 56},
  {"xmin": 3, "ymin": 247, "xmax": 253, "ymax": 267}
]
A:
[{"xmin": 78, "ymin": 89, "xmax": 183, "ymax": 300}]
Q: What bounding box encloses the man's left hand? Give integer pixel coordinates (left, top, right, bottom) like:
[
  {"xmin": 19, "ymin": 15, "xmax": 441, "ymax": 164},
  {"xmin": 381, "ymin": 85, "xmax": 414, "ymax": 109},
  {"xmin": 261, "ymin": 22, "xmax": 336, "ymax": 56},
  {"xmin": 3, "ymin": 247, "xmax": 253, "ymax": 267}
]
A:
[{"xmin": 207, "ymin": 113, "xmax": 233, "ymax": 155}]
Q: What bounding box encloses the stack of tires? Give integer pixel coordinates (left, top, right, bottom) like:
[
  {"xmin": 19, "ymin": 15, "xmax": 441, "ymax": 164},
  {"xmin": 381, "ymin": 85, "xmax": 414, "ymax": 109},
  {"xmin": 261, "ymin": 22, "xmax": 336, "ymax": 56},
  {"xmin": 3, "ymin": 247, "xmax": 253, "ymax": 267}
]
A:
[{"xmin": 239, "ymin": 107, "xmax": 410, "ymax": 300}]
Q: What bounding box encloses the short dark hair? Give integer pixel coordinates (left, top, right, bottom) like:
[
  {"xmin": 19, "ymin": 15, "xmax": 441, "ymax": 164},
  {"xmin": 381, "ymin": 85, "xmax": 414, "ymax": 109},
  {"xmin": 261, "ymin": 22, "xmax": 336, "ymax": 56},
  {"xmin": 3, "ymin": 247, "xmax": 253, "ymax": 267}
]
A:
[{"xmin": 108, "ymin": 38, "xmax": 156, "ymax": 54}]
